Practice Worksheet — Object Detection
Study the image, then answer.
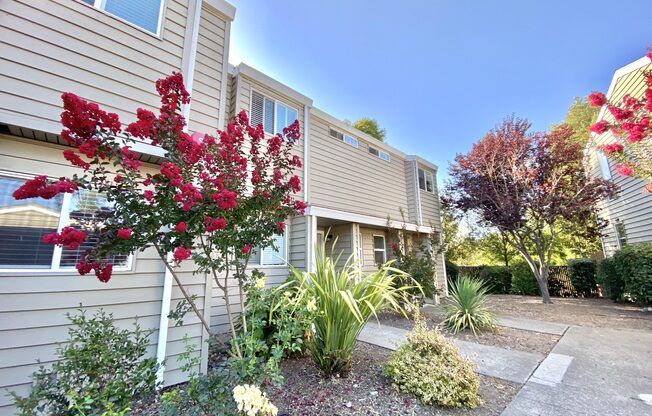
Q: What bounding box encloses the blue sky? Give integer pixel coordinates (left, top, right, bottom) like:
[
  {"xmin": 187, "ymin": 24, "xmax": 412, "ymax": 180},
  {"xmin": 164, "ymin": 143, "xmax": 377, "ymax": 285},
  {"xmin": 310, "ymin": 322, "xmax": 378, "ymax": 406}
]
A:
[{"xmin": 227, "ymin": 0, "xmax": 650, "ymax": 185}]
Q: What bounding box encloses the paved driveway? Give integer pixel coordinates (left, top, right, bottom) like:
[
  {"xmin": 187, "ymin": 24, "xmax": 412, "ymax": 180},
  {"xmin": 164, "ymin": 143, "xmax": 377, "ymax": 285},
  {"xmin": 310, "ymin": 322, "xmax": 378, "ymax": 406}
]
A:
[{"xmin": 502, "ymin": 325, "xmax": 652, "ymax": 416}]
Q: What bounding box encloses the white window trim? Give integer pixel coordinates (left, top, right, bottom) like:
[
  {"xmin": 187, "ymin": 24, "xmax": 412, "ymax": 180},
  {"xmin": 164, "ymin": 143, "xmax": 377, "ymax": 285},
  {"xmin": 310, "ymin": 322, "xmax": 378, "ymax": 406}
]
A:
[
  {"xmin": 249, "ymin": 88, "xmax": 299, "ymax": 137},
  {"xmin": 79, "ymin": 0, "xmax": 166, "ymax": 37},
  {"xmin": 418, "ymin": 168, "xmax": 435, "ymax": 193},
  {"xmin": 246, "ymin": 228, "xmax": 290, "ymax": 268},
  {"xmin": 368, "ymin": 146, "xmax": 390, "ymax": 162},
  {"xmin": 372, "ymin": 234, "xmax": 386, "ymax": 265},
  {"xmin": 0, "ymin": 170, "xmax": 134, "ymax": 274},
  {"xmin": 329, "ymin": 127, "xmax": 359, "ymax": 149}
]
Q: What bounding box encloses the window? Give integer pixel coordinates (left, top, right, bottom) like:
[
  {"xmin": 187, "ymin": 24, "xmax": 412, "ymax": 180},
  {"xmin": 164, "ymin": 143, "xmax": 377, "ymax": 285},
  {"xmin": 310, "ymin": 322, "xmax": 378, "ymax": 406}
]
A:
[
  {"xmin": 598, "ymin": 152, "xmax": 612, "ymax": 180},
  {"xmin": 418, "ymin": 168, "xmax": 434, "ymax": 192},
  {"xmin": 368, "ymin": 147, "xmax": 390, "ymax": 161},
  {"xmin": 614, "ymin": 220, "xmax": 627, "ymax": 249},
  {"xmin": 251, "ymin": 91, "xmax": 298, "ymax": 137},
  {"xmin": 248, "ymin": 233, "xmax": 287, "ymax": 266},
  {"xmin": 329, "ymin": 128, "xmax": 359, "ymax": 148},
  {"xmin": 81, "ymin": 0, "xmax": 164, "ymax": 34},
  {"xmin": 373, "ymin": 235, "xmax": 386, "ymax": 266},
  {"xmin": 0, "ymin": 174, "xmax": 130, "ymax": 271}
]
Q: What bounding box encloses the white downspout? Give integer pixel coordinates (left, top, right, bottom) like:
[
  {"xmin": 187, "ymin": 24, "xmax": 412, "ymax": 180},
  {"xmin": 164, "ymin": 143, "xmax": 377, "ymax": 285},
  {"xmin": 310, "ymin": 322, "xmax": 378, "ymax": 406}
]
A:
[
  {"xmin": 157, "ymin": 0, "xmax": 203, "ymax": 385},
  {"xmin": 303, "ymin": 104, "xmax": 313, "ymax": 272}
]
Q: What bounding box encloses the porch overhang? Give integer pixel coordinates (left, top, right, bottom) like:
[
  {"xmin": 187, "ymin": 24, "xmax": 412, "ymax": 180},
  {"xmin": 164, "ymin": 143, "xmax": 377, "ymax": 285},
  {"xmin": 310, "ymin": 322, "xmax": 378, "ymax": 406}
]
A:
[{"xmin": 305, "ymin": 206, "xmax": 434, "ymax": 234}]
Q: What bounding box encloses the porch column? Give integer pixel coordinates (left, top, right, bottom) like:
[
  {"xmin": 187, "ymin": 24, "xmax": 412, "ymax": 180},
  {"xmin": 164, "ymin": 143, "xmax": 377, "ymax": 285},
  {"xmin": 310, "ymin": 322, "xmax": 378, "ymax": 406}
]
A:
[{"xmin": 308, "ymin": 215, "xmax": 318, "ymax": 272}]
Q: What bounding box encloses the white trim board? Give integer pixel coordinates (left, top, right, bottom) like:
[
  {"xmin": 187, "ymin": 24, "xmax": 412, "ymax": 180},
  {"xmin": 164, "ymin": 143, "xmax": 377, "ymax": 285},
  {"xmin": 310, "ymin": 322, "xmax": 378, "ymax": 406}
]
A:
[{"xmin": 306, "ymin": 206, "xmax": 433, "ymax": 234}]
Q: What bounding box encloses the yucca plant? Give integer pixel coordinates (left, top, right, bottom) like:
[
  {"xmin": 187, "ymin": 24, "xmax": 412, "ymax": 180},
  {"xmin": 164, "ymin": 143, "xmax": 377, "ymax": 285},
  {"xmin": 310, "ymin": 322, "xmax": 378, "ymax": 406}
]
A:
[
  {"xmin": 443, "ymin": 276, "xmax": 496, "ymax": 335},
  {"xmin": 288, "ymin": 239, "xmax": 419, "ymax": 375}
]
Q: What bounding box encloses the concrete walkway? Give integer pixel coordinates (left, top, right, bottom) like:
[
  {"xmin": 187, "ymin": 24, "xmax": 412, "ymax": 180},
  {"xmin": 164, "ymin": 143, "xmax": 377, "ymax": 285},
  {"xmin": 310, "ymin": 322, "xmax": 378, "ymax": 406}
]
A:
[
  {"xmin": 358, "ymin": 323, "xmax": 544, "ymax": 384},
  {"xmin": 502, "ymin": 325, "xmax": 652, "ymax": 416},
  {"xmin": 496, "ymin": 316, "xmax": 568, "ymax": 336}
]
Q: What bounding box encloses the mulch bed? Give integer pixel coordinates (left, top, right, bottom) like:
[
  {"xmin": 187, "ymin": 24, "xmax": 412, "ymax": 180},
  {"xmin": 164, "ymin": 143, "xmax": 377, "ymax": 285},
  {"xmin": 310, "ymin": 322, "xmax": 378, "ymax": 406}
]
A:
[
  {"xmin": 376, "ymin": 310, "xmax": 560, "ymax": 356},
  {"xmin": 269, "ymin": 342, "xmax": 519, "ymax": 416}
]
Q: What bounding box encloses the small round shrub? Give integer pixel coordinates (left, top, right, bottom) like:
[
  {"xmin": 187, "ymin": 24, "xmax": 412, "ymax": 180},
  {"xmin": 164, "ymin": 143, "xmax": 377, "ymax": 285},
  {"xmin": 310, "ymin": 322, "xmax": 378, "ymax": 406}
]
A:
[
  {"xmin": 613, "ymin": 243, "xmax": 652, "ymax": 305},
  {"xmin": 597, "ymin": 257, "xmax": 623, "ymax": 301},
  {"xmin": 509, "ymin": 261, "xmax": 540, "ymax": 296},
  {"xmin": 382, "ymin": 321, "xmax": 480, "ymax": 408},
  {"xmin": 567, "ymin": 259, "xmax": 597, "ymax": 297}
]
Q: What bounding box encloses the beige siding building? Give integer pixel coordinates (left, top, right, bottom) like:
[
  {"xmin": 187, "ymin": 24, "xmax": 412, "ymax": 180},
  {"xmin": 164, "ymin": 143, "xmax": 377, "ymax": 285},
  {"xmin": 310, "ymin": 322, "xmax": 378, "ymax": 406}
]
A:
[
  {"xmin": 586, "ymin": 56, "xmax": 652, "ymax": 257},
  {"xmin": 0, "ymin": 1, "xmax": 444, "ymax": 414}
]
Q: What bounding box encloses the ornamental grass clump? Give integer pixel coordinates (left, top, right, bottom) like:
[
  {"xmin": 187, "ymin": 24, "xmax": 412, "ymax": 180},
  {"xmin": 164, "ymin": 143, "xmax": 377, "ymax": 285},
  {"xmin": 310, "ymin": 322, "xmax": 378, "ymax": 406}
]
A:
[
  {"xmin": 443, "ymin": 276, "xmax": 496, "ymax": 334},
  {"xmin": 289, "ymin": 240, "xmax": 417, "ymax": 376},
  {"xmin": 382, "ymin": 321, "xmax": 480, "ymax": 408}
]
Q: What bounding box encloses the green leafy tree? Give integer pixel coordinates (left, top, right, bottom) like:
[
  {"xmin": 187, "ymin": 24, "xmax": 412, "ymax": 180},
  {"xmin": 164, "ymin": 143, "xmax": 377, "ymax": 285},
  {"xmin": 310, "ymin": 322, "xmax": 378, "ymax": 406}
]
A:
[
  {"xmin": 479, "ymin": 231, "xmax": 518, "ymax": 267},
  {"xmin": 353, "ymin": 117, "xmax": 386, "ymax": 141},
  {"xmin": 554, "ymin": 97, "xmax": 599, "ymax": 145}
]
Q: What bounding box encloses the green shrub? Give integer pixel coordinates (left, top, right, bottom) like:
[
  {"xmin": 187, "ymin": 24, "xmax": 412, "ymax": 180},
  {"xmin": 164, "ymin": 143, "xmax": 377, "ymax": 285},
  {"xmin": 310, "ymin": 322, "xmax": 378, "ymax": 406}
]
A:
[
  {"xmin": 597, "ymin": 257, "xmax": 623, "ymax": 301},
  {"xmin": 509, "ymin": 262, "xmax": 540, "ymax": 295},
  {"xmin": 382, "ymin": 321, "xmax": 480, "ymax": 408},
  {"xmin": 160, "ymin": 339, "xmax": 241, "ymax": 416},
  {"xmin": 480, "ymin": 266, "xmax": 512, "ymax": 294},
  {"xmin": 446, "ymin": 260, "xmax": 459, "ymax": 283},
  {"xmin": 12, "ymin": 309, "xmax": 158, "ymax": 416},
  {"xmin": 567, "ymin": 259, "xmax": 597, "ymax": 297},
  {"xmin": 443, "ymin": 276, "xmax": 496, "ymax": 334},
  {"xmin": 290, "ymin": 241, "xmax": 416, "ymax": 375},
  {"xmin": 393, "ymin": 245, "xmax": 438, "ymax": 303},
  {"xmin": 613, "ymin": 243, "xmax": 652, "ymax": 304},
  {"xmin": 232, "ymin": 270, "xmax": 316, "ymax": 386}
]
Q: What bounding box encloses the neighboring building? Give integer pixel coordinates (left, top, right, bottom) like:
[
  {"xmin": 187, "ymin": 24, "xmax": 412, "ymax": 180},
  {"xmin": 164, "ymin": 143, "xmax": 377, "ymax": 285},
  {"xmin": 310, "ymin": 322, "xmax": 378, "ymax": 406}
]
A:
[
  {"xmin": 586, "ymin": 56, "xmax": 652, "ymax": 257},
  {"xmin": 0, "ymin": 1, "xmax": 444, "ymax": 414}
]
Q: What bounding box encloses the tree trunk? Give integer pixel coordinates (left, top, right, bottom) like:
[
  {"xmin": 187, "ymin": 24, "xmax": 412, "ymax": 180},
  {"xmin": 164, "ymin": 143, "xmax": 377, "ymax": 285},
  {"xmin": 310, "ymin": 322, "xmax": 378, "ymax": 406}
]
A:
[{"xmin": 536, "ymin": 276, "xmax": 552, "ymax": 304}]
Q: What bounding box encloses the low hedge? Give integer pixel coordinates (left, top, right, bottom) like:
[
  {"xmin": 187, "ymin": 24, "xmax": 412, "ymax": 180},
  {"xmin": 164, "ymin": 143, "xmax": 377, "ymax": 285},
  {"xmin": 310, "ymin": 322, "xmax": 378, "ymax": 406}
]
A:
[
  {"xmin": 509, "ymin": 262, "xmax": 540, "ymax": 296},
  {"xmin": 612, "ymin": 243, "xmax": 652, "ymax": 305},
  {"xmin": 567, "ymin": 259, "xmax": 597, "ymax": 297},
  {"xmin": 446, "ymin": 260, "xmax": 459, "ymax": 283}
]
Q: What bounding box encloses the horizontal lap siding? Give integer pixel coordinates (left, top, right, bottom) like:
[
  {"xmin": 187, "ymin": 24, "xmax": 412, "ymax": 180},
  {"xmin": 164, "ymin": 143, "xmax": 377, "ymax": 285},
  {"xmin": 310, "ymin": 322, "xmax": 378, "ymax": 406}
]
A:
[
  {"xmin": 309, "ymin": 116, "xmax": 408, "ymax": 220},
  {"xmin": 588, "ymin": 63, "xmax": 652, "ymax": 257},
  {"xmin": 319, "ymin": 224, "xmax": 352, "ymax": 268},
  {"xmin": 360, "ymin": 228, "xmax": 385, "ymax": 273},
  {"xmin": 0, "ymin": 0, "xmax": 187, "ymax": 133},
  {"xmin": 187, "ymin": 8, "xmax": 226, "ymax": 135},
  {"xmin": 0, "ymin": 138, "xmax": 207, "ymax": 414},
  {"xmin": 404, "ymin": 160, "xmax": 419, "ymax": 223},
  {"xmin": 289, "ymin": 216, "xmax": 307, "ymax": 271}
]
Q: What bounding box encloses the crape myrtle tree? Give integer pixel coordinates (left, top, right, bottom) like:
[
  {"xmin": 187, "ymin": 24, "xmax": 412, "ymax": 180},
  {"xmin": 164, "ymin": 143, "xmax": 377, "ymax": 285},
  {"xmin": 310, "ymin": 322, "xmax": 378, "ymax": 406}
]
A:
[
  {"xmin": 447, "ymin": 116, "xmax": 615, "ymax": 303},
  {"xmin": 12, "ymin": 72, "xmax": 306, "ymax": 357},
  {"xmin": 588, "ymin": 52, "xmax": 652, "ymax": 188}
]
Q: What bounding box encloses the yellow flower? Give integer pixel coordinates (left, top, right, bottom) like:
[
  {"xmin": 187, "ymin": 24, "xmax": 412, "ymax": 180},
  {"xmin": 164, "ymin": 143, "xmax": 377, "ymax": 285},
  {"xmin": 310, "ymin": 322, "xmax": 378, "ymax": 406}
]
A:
[
  {"xmin": 254, "ymin": 276, "xmax": 266, "ymax": 290},
  {"xmin": 232, "ymin": 384, "xmax": 277, "ymax": 416},
  {"xmin": 306, "ymin": 297, "xmax": 317, "ymax": 312}
]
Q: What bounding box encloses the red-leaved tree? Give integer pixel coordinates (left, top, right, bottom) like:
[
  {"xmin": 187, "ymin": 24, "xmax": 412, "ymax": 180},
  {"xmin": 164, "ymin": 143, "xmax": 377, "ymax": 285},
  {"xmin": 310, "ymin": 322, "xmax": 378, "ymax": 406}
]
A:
[
  {"xmin": 447, "ymin": 116, "xmax": 616, "ymax": 303},
  {"xmin": 588, "ymin": 52, "xmax": 652, "ymax": 188},
  {"xmin": 12, "ymin": 73, "xmax": 306, "ymax": 356}
]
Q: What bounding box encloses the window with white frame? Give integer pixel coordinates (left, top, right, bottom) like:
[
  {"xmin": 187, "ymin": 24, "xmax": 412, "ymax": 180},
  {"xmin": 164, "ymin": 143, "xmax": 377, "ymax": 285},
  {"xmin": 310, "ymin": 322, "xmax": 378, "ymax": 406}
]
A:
[
  {"xmin": 329, "ymin": 128, "xmax": 359, "ymax": 148},
  {"xmin": 418, "ymin": 168, "xmax": 434, "ymax": 192},
  {"xmin": 368, "ymin": 147, "xmax": 390, "ymax": 161},
  {"xmin": 0, "ymin": 174, "xmax": 130, "ymax": 270},
  {"xmin": 373, "ymin": 235, "xmax": 386, "ymax": 266},
  {"xmin": 614, "ymin": 220, "xmax": 627, "ymax": 248},
  {"xmin": 81, "ymin": 0, "xmax": 164, "ymax": 34},
  {"xmin": 251, "ymin": 91, "xmax": 298, "ymax": 137},
  {"xmin": 598, "ymin": 152, "xmax": 612, "ymax": 180},
  {"xmin": 248, "ymin": 233, "xmax": 287, "ymax": 266}
]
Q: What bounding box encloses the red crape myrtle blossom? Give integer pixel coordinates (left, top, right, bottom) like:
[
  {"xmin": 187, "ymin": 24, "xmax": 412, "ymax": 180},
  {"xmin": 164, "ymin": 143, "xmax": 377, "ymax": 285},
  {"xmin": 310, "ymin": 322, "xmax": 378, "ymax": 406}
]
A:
[
  {"xmin": 12, "ymin": 72, "xmax": 307, "ymax": 344},
  {"xmin": 589, "ymin": 52, "xmax": 652, "ymax": 185}
]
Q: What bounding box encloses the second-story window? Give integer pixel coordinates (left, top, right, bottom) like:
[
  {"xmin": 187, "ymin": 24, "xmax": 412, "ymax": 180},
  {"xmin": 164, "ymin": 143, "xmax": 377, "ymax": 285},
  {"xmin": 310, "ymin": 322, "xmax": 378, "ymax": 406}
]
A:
[
  {"xmin": 418, "ymin": 168, "xmax": 434, "ymax": 192},
  {"xmin": 251, "ymin": 91, "xmax": 298, "ymax": 137},
  {"xmin": 81, "ymin": 0, "xmax": 164, "ymax": 34},
  {"xmin": 598, "ymin": 151, "xmax": 612, "ymax": 180},
  {"xmin": 368, "ymin": 147, "xmax": 390, "ymax": 161},
  {"xmin": 329, "ymin": 128, "xmax": 359, "ymax": 148}
]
